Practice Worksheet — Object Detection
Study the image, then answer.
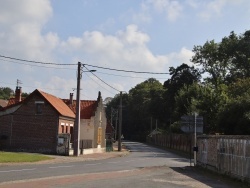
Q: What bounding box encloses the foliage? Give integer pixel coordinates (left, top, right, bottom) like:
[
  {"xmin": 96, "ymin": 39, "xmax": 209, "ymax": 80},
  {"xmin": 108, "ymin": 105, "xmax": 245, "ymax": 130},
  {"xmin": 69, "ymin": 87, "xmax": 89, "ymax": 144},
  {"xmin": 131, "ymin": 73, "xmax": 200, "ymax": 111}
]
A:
[
  {"xmin": 0, "ymin": 87, "xmax": 13, "ymax": 99},
  {"xmin": 163, "ymin": 63, "xmax": 201, "ymax": 123},
  {"xmin": 169, "ymin": 121, "xmax": 183, "ymax": 133},
  {"xmin": 107, "ymin": 29, "xmax": 250, "ymax": 137},
  {"xmin": 217, "ymin": 78, "xmax": 250, "ymax": 134},
  {"xmin": 0, "ymin": 87, "xmax": 29, "ymax": 100},
  {"xmin": 191, "ymin": 30, "xmax": 250, "ymax": 88}
]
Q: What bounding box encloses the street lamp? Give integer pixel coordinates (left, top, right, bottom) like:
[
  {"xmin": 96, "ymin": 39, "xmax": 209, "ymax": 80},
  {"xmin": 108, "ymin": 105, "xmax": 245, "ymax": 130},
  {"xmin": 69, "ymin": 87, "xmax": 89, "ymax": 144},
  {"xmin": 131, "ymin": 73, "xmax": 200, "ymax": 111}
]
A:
[{"xmin": 74, "ymin": 62, "xmax": 96, "ymax": 156}]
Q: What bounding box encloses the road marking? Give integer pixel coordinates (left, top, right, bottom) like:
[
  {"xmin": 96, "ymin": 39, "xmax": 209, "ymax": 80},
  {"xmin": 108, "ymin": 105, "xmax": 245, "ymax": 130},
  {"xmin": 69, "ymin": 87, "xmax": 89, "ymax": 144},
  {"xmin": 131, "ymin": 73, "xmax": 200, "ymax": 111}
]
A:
[
  {"xmin": 108, "ymin": 161, "xmax": 119, "ymax": 164},
  {"xmin": 124, "ymin": 160, "xmax": 135, "ymax": 163},
  {"xmin": 49, "ymin": 165, "xmax": 74, "ymax": 169},
  {"xmin": 0, "ymin": 168, "xmax": 36, "ymax": 173},
  {"xmin": 85, "ymin": 163, "xmax": 102, "ymax": 166}
]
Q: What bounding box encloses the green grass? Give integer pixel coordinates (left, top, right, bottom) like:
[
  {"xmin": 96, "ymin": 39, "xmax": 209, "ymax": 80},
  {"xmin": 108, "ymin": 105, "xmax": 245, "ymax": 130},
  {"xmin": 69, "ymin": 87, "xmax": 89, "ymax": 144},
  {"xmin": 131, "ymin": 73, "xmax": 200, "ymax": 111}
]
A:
[{"xmin": 0, "ymin": 152, "xmax": 53, "ymax": 163}]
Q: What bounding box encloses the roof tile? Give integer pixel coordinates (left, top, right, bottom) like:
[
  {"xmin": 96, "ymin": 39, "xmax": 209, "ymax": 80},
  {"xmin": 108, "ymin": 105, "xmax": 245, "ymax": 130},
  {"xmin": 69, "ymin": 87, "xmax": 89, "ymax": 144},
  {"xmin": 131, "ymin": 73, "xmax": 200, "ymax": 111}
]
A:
[{"xmin": 38, "ymin": 90, "xmax": 75, "ymax": 118}]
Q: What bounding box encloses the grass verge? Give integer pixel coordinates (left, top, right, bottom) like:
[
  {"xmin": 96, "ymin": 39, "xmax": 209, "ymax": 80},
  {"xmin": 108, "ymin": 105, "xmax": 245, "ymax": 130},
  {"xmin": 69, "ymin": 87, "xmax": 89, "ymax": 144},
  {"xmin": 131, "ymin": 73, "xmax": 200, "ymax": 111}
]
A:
[{"xmin": 0, "ymin": 152, "xmax": 53, "ymax": 163}]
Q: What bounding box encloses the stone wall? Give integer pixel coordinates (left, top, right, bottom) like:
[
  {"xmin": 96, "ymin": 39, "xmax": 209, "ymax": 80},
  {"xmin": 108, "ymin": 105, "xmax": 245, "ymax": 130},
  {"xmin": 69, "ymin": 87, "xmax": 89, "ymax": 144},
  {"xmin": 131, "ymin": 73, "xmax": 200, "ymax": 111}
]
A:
[{"xmin": 197, "ymin": 135, "xmax": 250, "ymax": 183}]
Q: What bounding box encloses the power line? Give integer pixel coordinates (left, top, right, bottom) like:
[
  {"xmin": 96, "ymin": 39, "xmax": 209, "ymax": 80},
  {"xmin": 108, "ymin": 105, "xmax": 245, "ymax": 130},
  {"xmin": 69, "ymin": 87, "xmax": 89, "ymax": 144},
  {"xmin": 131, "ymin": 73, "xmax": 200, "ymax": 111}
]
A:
[
  {"xmin": 96, "ymin": 71, "xmax": 167, "ymax": 79},
  {"xmin": 0, "ymin": 58, "xmax": 75, "ymax": 70},
  {"xmin": 0, "ymin": 55, "xmax": 76, "ymax": 66},
  {"xmin": 83, "ymin": 63, "xmax": 169, "ymax": 74},
  {"xmin": 83, "ymin": 72, "xmax": 117, "ymax": 96},
  {"xmin": 83, "ymin": 66, "xmax": 119, "ymax": 93},
  {"xmin": 0, "ymin": 54, "xmax": 169, "ymax": 74}
]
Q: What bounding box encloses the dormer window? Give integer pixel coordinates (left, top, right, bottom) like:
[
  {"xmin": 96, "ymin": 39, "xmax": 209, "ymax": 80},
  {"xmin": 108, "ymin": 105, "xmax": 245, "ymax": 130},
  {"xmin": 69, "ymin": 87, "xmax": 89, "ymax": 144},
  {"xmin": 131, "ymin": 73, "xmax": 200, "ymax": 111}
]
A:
[{"xmin": 35, "ymin": 101, "xmax": 44, "ymax": 114}]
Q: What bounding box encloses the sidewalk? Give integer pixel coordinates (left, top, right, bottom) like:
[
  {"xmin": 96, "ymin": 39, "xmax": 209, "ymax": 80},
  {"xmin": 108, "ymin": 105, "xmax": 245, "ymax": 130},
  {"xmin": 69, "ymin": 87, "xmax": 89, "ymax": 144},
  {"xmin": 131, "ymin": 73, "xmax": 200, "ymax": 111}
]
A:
[{"xmin": 0, "ymin": 142, "xmax": 129, "ymax": 166}]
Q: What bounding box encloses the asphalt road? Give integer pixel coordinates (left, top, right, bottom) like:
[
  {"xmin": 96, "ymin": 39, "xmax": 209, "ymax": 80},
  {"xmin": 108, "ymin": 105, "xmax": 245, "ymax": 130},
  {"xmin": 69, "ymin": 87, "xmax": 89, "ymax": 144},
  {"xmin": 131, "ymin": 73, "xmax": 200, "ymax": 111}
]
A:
[{"xmin": 0, "ymin": 141, "xmax": 245, "ymax": 188}]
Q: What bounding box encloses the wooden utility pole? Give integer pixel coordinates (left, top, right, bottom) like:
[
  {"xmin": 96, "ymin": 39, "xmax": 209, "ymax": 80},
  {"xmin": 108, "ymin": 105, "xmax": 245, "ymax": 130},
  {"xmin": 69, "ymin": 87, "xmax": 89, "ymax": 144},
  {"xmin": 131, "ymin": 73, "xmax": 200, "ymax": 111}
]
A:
[
  {"xmin": 118, "ymin": 91, "xmax": 122, "ymax": 151},
  {"xmin": 74, "ymin": 62, "xmax": 81, "ymax": 156}
]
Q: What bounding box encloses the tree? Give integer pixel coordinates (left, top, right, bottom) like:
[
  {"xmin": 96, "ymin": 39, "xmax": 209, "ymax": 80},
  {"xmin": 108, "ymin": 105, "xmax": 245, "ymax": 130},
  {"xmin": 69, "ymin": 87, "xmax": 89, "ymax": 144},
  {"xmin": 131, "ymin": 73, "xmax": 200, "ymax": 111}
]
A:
[
  {"xmin": 163, "ymin": 63, "xmax": 201, "ymax": 124},
  {"xmin": 0, "ymin": 87, "xmax": 13, "ymax": 99},
  {"xmin": 175, "ymin": 83, "xmax": 229, "ymax": 133},
  {"xmin": 217, "ymin": 78, "xmax": 250, "ymax": 134},
  {"xmin": 128, "ymin": 78, "xmax": 165, "ymax": 140},
  {"xmin": 192, "ymin": 30, "xmax": 250, "ymax": 87},
  {"xmin": 106, "ymin": 78, "xmax": 166, "ymax": 141}
]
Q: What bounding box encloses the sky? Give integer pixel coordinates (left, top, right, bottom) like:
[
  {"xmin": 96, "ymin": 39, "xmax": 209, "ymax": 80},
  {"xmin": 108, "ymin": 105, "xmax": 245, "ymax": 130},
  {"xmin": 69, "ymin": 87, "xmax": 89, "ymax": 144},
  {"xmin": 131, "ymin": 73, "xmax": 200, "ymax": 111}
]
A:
[{"xmin": 0, "ymin": 0, "xmax": 250, "ymax": 101}]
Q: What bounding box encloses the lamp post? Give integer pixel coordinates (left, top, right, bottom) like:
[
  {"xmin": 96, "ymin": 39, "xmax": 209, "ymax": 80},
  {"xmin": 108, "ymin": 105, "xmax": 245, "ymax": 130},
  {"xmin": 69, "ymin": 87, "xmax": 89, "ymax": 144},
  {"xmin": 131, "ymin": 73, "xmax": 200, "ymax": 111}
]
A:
[{"xmin": 74, "ymin": 62, "xmax": 96, "ymax": 156}]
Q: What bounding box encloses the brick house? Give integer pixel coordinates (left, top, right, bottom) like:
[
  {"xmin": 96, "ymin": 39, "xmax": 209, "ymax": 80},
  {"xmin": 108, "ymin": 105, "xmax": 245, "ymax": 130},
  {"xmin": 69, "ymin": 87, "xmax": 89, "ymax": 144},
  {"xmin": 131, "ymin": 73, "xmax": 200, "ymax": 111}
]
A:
[{"xmin": 0, "ymin": 88, "xmax": 75, "ymax": 154}]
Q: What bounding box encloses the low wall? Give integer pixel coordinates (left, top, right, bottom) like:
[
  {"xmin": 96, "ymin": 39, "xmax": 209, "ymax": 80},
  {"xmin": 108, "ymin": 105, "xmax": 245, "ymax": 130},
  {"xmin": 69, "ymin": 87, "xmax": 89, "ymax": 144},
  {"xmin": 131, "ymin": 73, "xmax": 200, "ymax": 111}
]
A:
[
  {"xmin": 147, "ymin": 133, "xmax": 193, "ymax": 154},
  {"xmin": 197, "ymin": 135, "xmax": 250, "ymax": 183}
]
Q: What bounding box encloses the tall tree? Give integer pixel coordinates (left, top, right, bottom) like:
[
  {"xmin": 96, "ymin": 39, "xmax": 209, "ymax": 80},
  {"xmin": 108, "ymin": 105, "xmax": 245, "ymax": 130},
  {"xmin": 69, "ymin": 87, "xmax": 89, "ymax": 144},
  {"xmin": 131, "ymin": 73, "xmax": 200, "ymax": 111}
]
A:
[
  {"xmin": 192, "ymin": 30, "xmax": 250, "ymax": 87},
  {"xmin": 217, "ymin": 78, "xmax": 250, "ymax": 134},
  {"xmin": 163, "ymin": 63, "xmax": 201, "ymax": 123}
]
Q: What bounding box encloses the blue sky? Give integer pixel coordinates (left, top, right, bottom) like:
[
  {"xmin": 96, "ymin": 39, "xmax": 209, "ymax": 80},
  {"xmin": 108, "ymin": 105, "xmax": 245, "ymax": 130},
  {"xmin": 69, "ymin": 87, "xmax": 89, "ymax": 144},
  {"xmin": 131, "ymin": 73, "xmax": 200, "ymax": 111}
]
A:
[{"xmin": 0, "ymin": 0, "xmax": 250, "ymax": 100}]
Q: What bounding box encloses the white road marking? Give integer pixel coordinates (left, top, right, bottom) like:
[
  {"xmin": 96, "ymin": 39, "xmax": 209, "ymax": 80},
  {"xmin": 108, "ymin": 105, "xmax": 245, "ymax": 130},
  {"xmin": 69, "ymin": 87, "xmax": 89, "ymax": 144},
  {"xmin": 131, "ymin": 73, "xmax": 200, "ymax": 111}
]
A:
[
  {"xmin": 49, "ymin": 165, "xmax": 74, "ymax": 169},
  {"xmin": 0, "ymin": 168, "xmax": 36, "ymax": 173},
  {"xmin": 85, "ymin": 163, "xmax": 102, "ymax": 166},
  {"xmin": 124, "ymin": 160, "xmax": 135, "ymax": 163}
]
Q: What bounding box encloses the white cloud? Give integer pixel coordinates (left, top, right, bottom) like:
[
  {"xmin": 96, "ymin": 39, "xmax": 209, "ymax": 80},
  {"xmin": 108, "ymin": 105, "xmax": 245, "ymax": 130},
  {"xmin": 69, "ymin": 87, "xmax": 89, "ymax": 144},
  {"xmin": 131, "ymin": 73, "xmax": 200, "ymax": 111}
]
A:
[
  {"xmin": 192, "ymin": 0, "xmax": 250, "ymax": 21},
  {"xmin": 36, "ymin": 76, "xmax": 76, "ymax": 99},
  {"xmin": 0, "ymin": 1, "xmax": 194, "ymax": 99},
  {"xmin": 198, "ymin": 0, "xmax": 226, "ymax": 21},
  {"xmin": 146, "ymin": 0, "xmax": 183, "ymax": 22},
  {"xmin": 168, "ymin": 47, "xmax": 194, "ymax": 67},
  {"xmin": 0, "ymin": 0, "xmax": 56, "ymax": 60},
  {"xmin": 132, "ymin": 3, "xmax": 152, "ymax": 24}
]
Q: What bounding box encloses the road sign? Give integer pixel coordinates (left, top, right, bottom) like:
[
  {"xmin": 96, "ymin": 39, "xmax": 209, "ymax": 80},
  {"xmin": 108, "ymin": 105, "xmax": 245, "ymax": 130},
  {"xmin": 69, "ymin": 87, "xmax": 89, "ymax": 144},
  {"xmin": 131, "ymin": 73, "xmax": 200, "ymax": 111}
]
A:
[{"xmin": 181, "ymin": 115, "xmax": 203, "ymax": 133}]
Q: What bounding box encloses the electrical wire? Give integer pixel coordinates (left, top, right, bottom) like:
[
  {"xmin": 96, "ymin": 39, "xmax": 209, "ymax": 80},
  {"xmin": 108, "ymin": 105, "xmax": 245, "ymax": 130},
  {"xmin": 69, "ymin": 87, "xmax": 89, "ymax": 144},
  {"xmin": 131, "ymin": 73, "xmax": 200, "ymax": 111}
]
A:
[
  {"xmin": 0, "ymin": 55, "xmax": 76, "ymax": 65},
  {"xmin": 96, "ymin": 71, "xmax": 167, "ymax": 79},
  {"xmin": 0, "ymin": 54, "xmax": 169, "ymax": 74},
  {"xmin": 83, "ymin": 63, "xmax": 169, "ymax": 74},
  {"xmin": 0, "ymin": 58, "xmax": 75, "ymax": 70},
  {"xmin": 83, "ymin": 65, "xmax": 120, "ymax": 93},
  {"xmin": 82, "ymin": 71, "xmax": 117, "ymax": 95}
]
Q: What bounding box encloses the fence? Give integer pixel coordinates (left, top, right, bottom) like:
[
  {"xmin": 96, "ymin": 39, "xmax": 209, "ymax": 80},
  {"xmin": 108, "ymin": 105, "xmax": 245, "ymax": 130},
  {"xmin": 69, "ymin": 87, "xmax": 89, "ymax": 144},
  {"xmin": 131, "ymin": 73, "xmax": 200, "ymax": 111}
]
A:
[
  {"xmin": 146, "ymin": 133, "xmax": 193, "ymax": 154},
  {"xmin": 197, "ymin": 135, "xmax": 250, "ymax": 183}
]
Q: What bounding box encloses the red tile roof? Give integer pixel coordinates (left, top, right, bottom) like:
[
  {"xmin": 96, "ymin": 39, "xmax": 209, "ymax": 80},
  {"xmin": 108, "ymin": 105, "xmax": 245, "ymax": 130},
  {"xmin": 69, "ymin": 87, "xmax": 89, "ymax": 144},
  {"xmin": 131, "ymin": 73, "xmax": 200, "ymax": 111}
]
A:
[
  {"xmin": 63, "ymin": 99, "xmax": 98, "ymax": 119},
  {"xmin": 80, "ymin": 100, "xmax": 97, "ymax": 119},
  {"xmin": 0, "ymin": 99, "xmax": 8, "ymax": 108},
  {"xmin": 7, "ymin": 97, "xmax": 25, "ymax": 106},
  {"xmin": 38, "ymin": 90, "xmax": 75, "ymax": 118}
]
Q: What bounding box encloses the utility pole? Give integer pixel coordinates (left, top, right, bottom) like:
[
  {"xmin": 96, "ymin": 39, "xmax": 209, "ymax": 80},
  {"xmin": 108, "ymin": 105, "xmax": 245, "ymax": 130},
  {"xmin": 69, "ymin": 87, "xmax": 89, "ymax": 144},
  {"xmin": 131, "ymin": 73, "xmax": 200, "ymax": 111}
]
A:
[
  {"xmin": 194, "ymin": 112, "xmax": 197, "ymax": 166},
  {"xmin": 73, "ymin": 63, "xmax": 96, "ymax": 156},
  {"xmin": 118, "ymin": 91, "xmax": 122, "ymax": 151},
  {"xmin": 74, "ymin": 62, "xmax": 81, "ymax": 156}
]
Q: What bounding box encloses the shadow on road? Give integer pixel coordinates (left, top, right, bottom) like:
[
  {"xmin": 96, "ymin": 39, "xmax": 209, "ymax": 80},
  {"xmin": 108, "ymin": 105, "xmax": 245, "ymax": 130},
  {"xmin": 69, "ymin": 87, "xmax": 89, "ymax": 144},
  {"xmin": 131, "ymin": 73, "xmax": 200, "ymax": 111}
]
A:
[{"xmin": 170, "ymin": 166, "xmax": 249, "ymax": 188}]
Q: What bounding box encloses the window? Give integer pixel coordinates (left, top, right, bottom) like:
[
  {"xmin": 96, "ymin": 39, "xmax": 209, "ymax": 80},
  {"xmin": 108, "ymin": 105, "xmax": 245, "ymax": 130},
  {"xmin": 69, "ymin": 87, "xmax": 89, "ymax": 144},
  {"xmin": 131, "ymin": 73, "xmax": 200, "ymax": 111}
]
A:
[{"xmin": 35, "ymin": 101, "xmax": 44, "ymax": 114}]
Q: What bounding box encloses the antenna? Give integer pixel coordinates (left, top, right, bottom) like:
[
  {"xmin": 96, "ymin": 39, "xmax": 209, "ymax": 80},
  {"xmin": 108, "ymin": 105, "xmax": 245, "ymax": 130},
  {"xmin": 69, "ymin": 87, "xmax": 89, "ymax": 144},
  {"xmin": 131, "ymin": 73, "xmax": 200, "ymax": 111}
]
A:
[{"xmin": 17, "ymin": 79, "xmax": 22, "ymax": 88}]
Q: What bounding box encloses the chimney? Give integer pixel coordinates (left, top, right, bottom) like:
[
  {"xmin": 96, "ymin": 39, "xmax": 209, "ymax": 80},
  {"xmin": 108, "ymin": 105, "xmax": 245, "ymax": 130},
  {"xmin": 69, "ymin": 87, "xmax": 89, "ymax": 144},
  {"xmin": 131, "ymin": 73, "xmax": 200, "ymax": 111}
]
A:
[
  {"xmin": 69, "ymin": 93, "xmax": 73, "ymax": 105},
  {"xmin": 15, "ymin": 86, "xmax": 22, "ymax": 103}
]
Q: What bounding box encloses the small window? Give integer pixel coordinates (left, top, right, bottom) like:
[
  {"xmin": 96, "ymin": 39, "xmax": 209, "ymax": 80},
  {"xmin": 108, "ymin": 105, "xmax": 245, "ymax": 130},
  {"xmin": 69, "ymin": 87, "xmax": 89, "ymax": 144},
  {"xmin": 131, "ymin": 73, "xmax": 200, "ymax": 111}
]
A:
[
  {"xmin": 35, "ymin": 101, "xmax": 44, "ymax": 114},
  {"xmin": 36, "ymin": 103, "xmax": 43, "ymax": 114}
]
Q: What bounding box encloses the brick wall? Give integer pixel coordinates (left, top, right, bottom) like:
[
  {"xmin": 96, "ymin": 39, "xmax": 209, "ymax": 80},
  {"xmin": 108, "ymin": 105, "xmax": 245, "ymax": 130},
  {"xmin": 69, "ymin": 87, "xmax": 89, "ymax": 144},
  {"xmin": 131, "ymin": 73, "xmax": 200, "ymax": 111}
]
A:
[{"xmin": 0, "ymin": 94, "xmax": 75, "ymax": 154}]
